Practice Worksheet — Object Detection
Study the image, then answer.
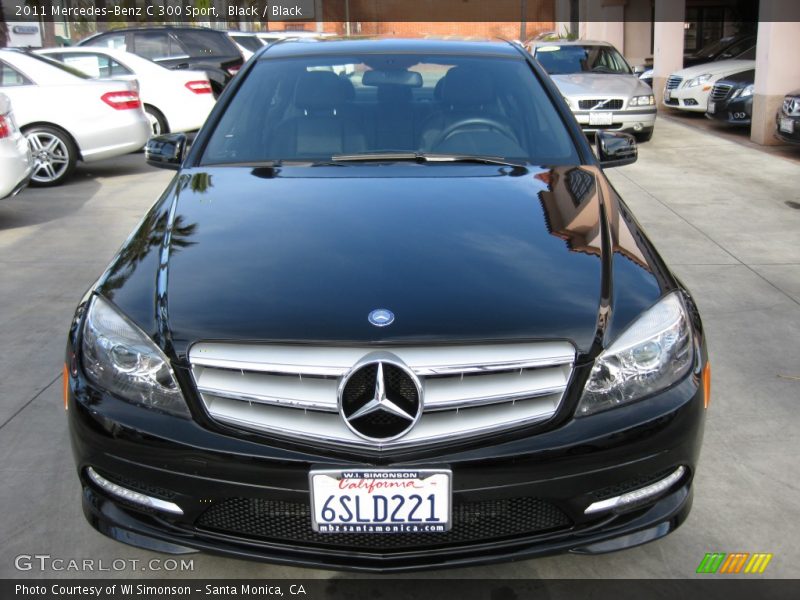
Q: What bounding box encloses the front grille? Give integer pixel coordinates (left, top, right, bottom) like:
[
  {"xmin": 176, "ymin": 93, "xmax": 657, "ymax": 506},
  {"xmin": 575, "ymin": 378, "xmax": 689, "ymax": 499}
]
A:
[
  {"xmin": 666, "ymin": 76, "xmax": 682, "ymax": 90},
  {"xmin": 195, "ymin": 496, "xmax": 572, "ymax": 550},
  {"xmin": 579, "ymin": 98, "xmax": 623, "ymax": 110},
  {"xmin": 711, "ymin": 83, "xmax": 733, "ymax": 102},
  {"xmin": 664, "ymin": 98, "xmax": 679, "ymax": 106},
  {"xmin": 190, "ymin": 342, "xmax": 574, "ymax": 450}
]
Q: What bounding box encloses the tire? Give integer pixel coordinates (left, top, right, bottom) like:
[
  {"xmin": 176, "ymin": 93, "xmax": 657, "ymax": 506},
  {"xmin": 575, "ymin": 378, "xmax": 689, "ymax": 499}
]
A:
[
  {"xmin": 24, "ymin": 125, "xmax": 78, "ymax": 187},
  {"xmin": 635, "ymin": 129, "xmax": 654, "ymax": 143},
  {"xmin": 144, "ymin": 105, "xmax": 168, "ymax": 136}
]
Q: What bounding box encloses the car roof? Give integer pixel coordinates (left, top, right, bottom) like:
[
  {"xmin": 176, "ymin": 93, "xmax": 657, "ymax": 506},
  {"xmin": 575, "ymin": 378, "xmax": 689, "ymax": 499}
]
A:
[
  {"xmin": 530, "ymin": 40, "xmax": 614, "ymax": 48},
  {"xmin": 259, "ymin": 38, "xmax": 522, "ymax": 58}
]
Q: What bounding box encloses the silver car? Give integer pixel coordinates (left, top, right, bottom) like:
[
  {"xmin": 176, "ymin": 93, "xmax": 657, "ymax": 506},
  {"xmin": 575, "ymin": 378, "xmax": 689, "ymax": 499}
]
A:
[
  {"xmin": 531, "ymin": 40, "xmax": 657, "ymax": 142},
  {"xmin": 0, "ymin": 93, "xmax": 32, "ymax": 199}
]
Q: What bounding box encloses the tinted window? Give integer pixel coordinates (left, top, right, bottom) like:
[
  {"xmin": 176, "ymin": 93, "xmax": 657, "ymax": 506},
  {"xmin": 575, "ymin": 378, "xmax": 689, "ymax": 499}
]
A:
[
  {"xmin": 201, "ymin": 53, "xmax": 578, "ymax": 165},
  {"xmin": 534, "ymin": 45, "xmax": 632, "ymax": 75},
  {"xmin": 0, "ymin": 61, "xmax": 32, "ymax": 86},
  {"xmin": 231, "ymin": 35, "xmax": 263, "ymax": 53},
  {"xmin": 86, "ymin": 33, "xmax": 128, "ymax": 52},
  {"xmin": 718, "ymin": 37, "xmax": 756, "ymax": 60},
  {"xmin": 177, "ymin": 31, "xmax": 238, "ymax": 56},
  {"xmin": 133, "ymin": 32, "xmax": 172, "ymax": 60}
]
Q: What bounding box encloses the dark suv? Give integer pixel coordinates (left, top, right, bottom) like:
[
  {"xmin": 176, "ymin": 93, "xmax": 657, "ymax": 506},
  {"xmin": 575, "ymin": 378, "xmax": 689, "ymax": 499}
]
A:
[{"xmin": 77, "ymin": 26, "xmax": 243, "ymax": 96}]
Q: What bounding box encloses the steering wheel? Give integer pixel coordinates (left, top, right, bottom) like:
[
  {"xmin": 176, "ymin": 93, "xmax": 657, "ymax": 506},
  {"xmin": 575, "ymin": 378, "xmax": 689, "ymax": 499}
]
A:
[{"xmin": 433, "ymin": 117, "xmax": 518, "ymax": 148}]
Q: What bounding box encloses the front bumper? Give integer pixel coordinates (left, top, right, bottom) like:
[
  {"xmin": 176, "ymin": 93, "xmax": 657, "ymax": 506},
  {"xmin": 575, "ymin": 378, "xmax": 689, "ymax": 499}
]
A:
[
  {"xmin": 775, "ymin": 113, "xmax": 800, "ymax": 144},
  {"xmin": 706, "ymin": 95, "xmax": 752, "ymax": 126},
  {"xmin": 0, "ymin": 135, "xmax": 33, "ymax": 200},
  {"xmin": 572, "ymin": 109, "xmax": 657, "ymax": 134},
  {"xmin": 663, "ymin": 86, "xmax": 709, "ymax": 112},
  {"xmin": 67, "ymin": 363, "xmax": 706, "ymax": 572}
]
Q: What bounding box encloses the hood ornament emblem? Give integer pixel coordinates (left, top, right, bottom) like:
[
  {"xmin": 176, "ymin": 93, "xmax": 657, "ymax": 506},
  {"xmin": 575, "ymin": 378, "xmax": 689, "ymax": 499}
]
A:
[{"xmin": 368, "ymin": 308, "xmax": 394, "ymax": 327}]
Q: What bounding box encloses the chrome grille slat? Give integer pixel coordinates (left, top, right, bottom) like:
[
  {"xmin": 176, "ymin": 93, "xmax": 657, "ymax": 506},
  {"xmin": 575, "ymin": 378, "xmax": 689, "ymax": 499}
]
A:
[
  {"xmin": 578, "ymin": 98, "xmax": 624, "ymax": 110},
  {"xmin": 666, "ymin": 76, "xmax": 682, "ymax": 90},
  {"xmin": 711, "ymin": 83, "xmax": 733, "ymax": 102},
  {"xmin": 190, "ymin": 342, "xmax": 575, "ymax": 449}
]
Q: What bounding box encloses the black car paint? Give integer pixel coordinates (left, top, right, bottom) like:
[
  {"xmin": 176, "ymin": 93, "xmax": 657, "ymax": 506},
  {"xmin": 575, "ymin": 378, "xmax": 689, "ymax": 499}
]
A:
[
  {"xmin": 775, "ymin": 89, "xmax": 800, "ymax": 144},
  {"xmin": 705, "ymin": 69, "xmax": 755, "ymax": 126},
  {"xmin": 66, "ymin": 39, "xmax": 707, "ymax": 571}
]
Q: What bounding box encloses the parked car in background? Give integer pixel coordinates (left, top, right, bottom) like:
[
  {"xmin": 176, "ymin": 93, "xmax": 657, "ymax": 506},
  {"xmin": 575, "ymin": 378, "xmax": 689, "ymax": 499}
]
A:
[
  {"xmin": 38, "ymin": 47, "xmax": 216, "ymax": 136},
  {"xmin": 663, "ymin": 51, "xmax": 755, "ymax": 113},
  {"xmin": 638, "ymin": 34, "xmax": 756, "ymax": 88},
  {"xmin": 77, "ymin": 26, "xmax": 243, "ymax": 97},
  {"xmin": 531, "ymin": 40, "xmax": 656, "ymax": 141},
  {"xmin": 705, "ymin": 69, "xmax": 755, "ymax": 127},
  {"xmin": 0, "ymin": 49, "xmax": 150, "ymax": 186},
  {"xmin": 776, "ymin": 90, "xmax": 800, "ymax": 144},
  {"xmin": 67, "ymin": 39, "xmax": 708, "ymax": 572},
  {"xmin": 0, "ymin": 93, "xmax": 33, "ymax": 199},
  {"xmin": 226, "ymin": 32, "xmax": 262, "ymax": 60}
]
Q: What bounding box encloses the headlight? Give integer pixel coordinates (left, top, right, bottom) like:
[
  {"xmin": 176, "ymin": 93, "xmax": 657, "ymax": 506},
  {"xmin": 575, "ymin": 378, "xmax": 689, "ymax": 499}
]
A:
[
  {"xmin": 685, "ymin": 74, "xmax": 711, "ymax": 88},
  {"xmin": 738, "ymin": 84, "xmax": 754, "ymax": 98},
  {"xmin": 630, "ymin": 95, "xmax": 655, "ymax": 106},
  {"xmin": 81, "ymin": 295, "xmax": 190, "ymax": 417},
  {"xmin": 577, "ymin": 292, "xmax": 693, "ymax": 416}
]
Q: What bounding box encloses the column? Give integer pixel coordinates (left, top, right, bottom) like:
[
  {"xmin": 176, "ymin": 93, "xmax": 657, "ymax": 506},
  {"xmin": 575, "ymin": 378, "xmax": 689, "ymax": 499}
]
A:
[{"xmin": 652, "ymin": 0, "xmax": 685, "ymax": 105}]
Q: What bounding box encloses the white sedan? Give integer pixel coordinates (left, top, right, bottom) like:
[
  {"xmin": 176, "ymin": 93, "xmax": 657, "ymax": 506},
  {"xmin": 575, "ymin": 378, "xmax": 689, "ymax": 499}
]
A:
[
  {"xmin": 663, "ymin": 58, "xmax": 755, "ymax": 113},
  {"xmin": 0, "ymin": 93, "xmax": 32, "ymax": 199},
  {"xmin": 0, "ymin": 49, "xmax": 150, "ymax": 186},
  {"xmin": 38, "ymin": 47, "xmax": 216, "ymax": 136}
]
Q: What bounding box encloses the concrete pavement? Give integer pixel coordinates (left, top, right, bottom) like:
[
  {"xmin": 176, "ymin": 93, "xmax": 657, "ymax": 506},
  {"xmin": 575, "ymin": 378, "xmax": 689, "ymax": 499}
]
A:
[{"xmin": 1, "ymin": 118, "xmax": 798, "ymax": 579}]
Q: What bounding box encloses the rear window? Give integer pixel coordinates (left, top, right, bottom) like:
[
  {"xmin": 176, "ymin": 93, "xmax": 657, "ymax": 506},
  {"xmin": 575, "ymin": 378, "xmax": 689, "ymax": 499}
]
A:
[
  {"xmin": 201, "ymin": 53, "xmax": 578, "ymax": 166},
  {"xmin": 177, "ymin": 31, "xmax": 239, "ymax": 56},
  {"xmin": 232, "ymin": 35, "xmax": 264, "ymax": 53},
  {"xmin": 534, "ymin": 45, "xmax": 631, "ymax": 75}
]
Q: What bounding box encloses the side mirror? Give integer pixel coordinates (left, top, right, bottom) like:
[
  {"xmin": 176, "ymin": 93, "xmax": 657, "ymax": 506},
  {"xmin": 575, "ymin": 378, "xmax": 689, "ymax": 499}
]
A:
[
  {"xmin": 145, "ymin": 133, "xmax": 187, "ymax": 170},
  {"xmin": 596, "ymin": 131, "xmax": 637, "ymax": 168}
]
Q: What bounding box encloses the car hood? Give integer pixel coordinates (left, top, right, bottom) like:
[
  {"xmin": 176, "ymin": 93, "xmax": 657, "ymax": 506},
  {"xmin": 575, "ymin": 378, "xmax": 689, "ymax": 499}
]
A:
[
  {"xmin": 550, "ymin": 73, "xmax": 651, "ymax": 98},
  {"xmin": 99, "ymin": 165, "xmax": 666, "ymax": 357},
  {"xmin": 671, "ymin": 59, "xmax": 755, "ymax": 79}
]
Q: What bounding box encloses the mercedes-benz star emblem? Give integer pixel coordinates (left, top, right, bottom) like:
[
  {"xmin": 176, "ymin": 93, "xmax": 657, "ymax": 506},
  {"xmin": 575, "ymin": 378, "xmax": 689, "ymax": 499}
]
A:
[
  {"xmin": 368, "ymin": 308, "xmax": 395, "ymax": 327},
  {"xmin": 339, "ymin": 356, "xmax": 422, "ymax": 442}
]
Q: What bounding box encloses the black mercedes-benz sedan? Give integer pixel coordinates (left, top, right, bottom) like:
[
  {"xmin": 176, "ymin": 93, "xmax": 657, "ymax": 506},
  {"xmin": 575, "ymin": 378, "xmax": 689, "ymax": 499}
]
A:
[
  {"xmin": 706, "ymin": 69, "xmax": 755, "ymax": 126},
  {"xmin": 65, "ymin": 39, "xmax": 709, "ymax": 572},
  {"xmin": 776, "ymin": 90, "xmax": 800, "ymax": 144}
]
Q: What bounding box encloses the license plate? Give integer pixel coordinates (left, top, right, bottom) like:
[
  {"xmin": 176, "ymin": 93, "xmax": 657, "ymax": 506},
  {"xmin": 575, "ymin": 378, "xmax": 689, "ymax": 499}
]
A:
[
  {"xmin": 588, "ymin": 111, "xmax": 613, "ymax": 126},
  {"xmin": 664, "ymin": 89, "xmax": 672, "ymax": 101},
  {"xmin": 310, "ymin": 469, "xmax": 451, "ymax": 533},
  {"xmin": 708, "ymin": 101, "xmax": 715, "ymax": 114},
  {"xmin": 780, "ymin": 117, "xmax": 795, "ymax": 133}
]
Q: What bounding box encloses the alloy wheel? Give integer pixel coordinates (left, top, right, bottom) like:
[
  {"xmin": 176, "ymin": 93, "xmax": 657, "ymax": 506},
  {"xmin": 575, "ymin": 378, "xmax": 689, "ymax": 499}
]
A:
[{"xmin": 27, "ymin": 131, "xmax": 70, "ymax": 184}]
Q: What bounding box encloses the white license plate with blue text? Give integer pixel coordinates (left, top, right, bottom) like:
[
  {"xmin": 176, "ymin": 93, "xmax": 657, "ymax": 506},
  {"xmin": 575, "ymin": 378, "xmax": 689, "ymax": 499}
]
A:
[{"xmin": 310, "ymin": 469, "xmax": 451, "ymax": 533}]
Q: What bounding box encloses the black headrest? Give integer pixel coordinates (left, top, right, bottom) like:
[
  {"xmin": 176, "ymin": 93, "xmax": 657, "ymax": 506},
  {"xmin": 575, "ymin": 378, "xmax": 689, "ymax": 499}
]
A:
[
  {"xmin": 442, "ymin": 67, "xmax": 495, "ymax": 106},
  {"xmin": 377, "ymin": 84, "xmax": 412, "ymax": 104},
  {"xmin": 338, "ymin": 75, "xmax": 356, "ymax": 101},
  {"xmin": 295, "ymin": 71, "xmax": 346, "ymax": 110}
]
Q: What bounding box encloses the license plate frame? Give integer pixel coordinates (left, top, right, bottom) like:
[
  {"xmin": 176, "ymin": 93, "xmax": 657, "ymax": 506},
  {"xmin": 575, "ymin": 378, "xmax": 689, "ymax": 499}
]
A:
[
  {"xmin": 780, "ymin": 117, "xmax": 795, "ymax": 134},
  {"xmin": 309, "ymin": 468, "xmax": 452, "ymax": 533},
  {"xmin": 588, "ymin": 111, "xmax": 614, "ymax": 126}
]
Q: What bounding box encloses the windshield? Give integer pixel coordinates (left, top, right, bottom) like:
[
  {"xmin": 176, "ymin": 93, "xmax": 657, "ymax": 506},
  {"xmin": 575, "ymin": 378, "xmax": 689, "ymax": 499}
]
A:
[
  {"xmin": 200, "ymin": 53, "xmax": 578, "ymax": 166},
  {"xmin": 534, "ymin": 45, "xmax": 632, "ymax": 75}
]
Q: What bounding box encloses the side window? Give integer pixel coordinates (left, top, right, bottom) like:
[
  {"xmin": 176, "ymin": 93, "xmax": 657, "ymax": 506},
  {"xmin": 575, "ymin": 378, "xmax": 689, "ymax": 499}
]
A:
[
  {"xmin": 0, "ymin": 61, "xmax": 32, "ymax": 86},
  {"xmin": 133, "ymin": 32, "xmax": 171, "ymax": 60},
  {"xmin": 62, "ymin": 54, "xmax": 133, "ymax": 78},
  {"xmin": 86, "ymin": 33, "xmax": 128, "ymax": 51}
]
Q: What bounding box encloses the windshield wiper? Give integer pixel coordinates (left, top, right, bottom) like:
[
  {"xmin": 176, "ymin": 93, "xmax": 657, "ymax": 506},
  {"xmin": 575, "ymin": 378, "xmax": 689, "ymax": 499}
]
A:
[{"xmin": 330, "ymin": 152, "xmax": 527, "ymax": 168}]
